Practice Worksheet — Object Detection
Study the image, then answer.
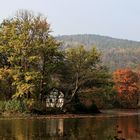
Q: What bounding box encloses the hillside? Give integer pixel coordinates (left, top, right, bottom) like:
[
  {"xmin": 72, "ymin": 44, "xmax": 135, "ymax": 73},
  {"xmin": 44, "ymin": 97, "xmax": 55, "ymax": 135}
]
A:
[{"xmin": 56, "ymin": 34, "xmax": 140, "ymax": 71}]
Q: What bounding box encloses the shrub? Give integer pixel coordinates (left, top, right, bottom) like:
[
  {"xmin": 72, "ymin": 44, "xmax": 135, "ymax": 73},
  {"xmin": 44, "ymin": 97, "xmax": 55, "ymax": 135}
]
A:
[
  {"xmin": 0, "ymin": 101, "xmax": 6, "ymax": 112},
  {"xmin": 24, "ymin": 99, "xmax": 47, "ymax": 114},
  {"xmin": 0, "ymin": 100, "xmax": 27, "ymax": 113},
  {"xmin": 74, "ymin": 102, "xmax": 100, "ymax": 114}
]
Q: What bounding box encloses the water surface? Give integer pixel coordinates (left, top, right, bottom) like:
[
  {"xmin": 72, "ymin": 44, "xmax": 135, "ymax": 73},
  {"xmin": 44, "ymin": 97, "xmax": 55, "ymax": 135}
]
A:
[{"xmin": 0, "ymin": 110, "xmax": 140, "ymax": 140}]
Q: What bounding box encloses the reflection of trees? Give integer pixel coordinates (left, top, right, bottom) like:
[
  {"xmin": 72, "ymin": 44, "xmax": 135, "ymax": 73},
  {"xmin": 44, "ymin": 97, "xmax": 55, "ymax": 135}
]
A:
[
  {"xmin": 0, "ymin": 118, "xmax": 64, "ymax": 139},
  {"xmin": 45, "ymin": 118, "xmax": 64, "ymax": 137},
  {"xmin": 63, "ymin": 116, "xmax": 140, "ymax": 140},
  {"xmin": 117, "ymin": 115, "xmax": 140, "ymax": 139},
  {"xmin": 0, "ymin": 115, "xmax": 140, "ymax": 139},
  {"xmin": 64, "ymin": 117, "xmax": 116, "ymax": 140},
  {"xmin": 0, "ymin": 119, "xmax": 33, "ymax": 140},
  {"xmin": 0, "ymin": 120, "xmax": 13, "ymax": 139}
]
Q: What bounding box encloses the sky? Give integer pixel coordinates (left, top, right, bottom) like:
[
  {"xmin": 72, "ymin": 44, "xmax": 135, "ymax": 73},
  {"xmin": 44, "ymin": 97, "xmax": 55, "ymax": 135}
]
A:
[{"xmin": 0, "ymin": 0, "xmax": 140, "ymax": 41}]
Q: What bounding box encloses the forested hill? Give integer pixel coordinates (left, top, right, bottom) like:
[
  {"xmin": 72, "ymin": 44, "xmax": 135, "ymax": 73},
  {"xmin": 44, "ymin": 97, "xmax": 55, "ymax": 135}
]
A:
[{"xmin": 56, "ymin": 34, "xmax": 140, "ymax": 71}]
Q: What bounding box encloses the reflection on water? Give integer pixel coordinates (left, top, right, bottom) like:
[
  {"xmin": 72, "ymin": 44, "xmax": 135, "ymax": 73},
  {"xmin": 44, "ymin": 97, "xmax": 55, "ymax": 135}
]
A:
[
  {"xmin": 117, "ymin": 116, "xmax": 140, "ymax": 140},
  {"xmin": 0, "ymin": 112, "xmax": 140, "ymax": 140}
]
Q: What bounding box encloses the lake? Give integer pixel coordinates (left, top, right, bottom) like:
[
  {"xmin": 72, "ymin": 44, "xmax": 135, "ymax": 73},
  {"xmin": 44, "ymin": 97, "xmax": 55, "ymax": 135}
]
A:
[{"xmin": 0, "ymin": 110, "xmax": 140, "ymax": 140}]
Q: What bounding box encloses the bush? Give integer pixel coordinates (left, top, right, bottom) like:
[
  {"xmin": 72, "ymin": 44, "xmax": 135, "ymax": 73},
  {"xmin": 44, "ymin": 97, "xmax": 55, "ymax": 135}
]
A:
[
  {"xmin": 74, "ymin": 102, "xmax": 100, "ymax": 114},
  {"xmin": 24, "ymin": 100, "xmax": 47, "ymax": 114},
  {"xmin": 0, "ymin": 101, "xmax": 6, "ymax": 112},
  {"xmin": 0, "ymin": 100, "xmax": 27, "ymax": 113}
]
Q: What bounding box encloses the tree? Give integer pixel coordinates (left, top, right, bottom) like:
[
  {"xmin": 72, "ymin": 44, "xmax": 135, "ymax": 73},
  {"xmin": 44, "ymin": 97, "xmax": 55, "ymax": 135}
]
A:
[
  {"xmin": 59, "ymin": 45, "xmax": 112, "ymax": 110},
  {"xmin": 0, "ymin": 10, "xmax": 62, "ymax": 100},
  {"xmin": 113, "ymin": 69, "xmax": 139, "ymax": 107}
]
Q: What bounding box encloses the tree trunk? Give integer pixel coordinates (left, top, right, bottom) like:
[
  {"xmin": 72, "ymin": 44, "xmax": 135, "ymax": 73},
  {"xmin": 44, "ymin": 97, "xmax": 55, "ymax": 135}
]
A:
[{"xmin": 40, "ymin": 56, "xmax": 46, "ymax": 101}]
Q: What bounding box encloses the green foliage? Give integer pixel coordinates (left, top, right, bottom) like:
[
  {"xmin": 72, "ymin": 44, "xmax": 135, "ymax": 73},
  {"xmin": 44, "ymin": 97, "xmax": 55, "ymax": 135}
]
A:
[
  {"xmin": 0, "ymin": 100, "xmax": 27, "ymax": 113},
  {"xmin": 0, "ymin": 101, "xmax": 6, "ymax": 112},
  {"xmin": 59, "ymin": 45, "xmax": 113, "ymax": 108}
]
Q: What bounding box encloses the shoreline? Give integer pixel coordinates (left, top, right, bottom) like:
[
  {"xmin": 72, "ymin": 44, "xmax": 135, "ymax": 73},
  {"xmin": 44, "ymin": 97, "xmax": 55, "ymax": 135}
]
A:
[
  {"xmin": 0, "ymin": 112, "xmax": 100, "ymax": 119},
  {"xmin": 0, "ymin": 109, "xmax": 140, "ymax": 119}
]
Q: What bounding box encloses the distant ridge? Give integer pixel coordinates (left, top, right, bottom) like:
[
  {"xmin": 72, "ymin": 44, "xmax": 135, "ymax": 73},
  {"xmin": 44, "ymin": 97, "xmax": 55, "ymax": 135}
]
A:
[
  {"xmin": 56, "ymin": 34, "xmax": 140, "ymax": 71},
  {"xmin": 56, "ymin": 34, "xmax": 140, "ymax": 49},
  {"xmin": 57, "ymin": 33, "xmax": 140, "ymax": 42}
]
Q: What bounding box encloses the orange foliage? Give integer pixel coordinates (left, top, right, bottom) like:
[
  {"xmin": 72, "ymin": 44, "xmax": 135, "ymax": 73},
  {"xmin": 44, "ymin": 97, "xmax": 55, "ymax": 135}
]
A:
[{"xmin": 113, "ymin": 69, "xmax": 139, "ymax": 100}]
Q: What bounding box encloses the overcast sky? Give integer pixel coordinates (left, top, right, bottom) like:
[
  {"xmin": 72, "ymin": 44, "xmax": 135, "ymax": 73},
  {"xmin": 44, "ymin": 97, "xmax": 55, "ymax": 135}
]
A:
[{"xmin": 0, "ymin": 0, "xmax": 140, "ymax": 41}]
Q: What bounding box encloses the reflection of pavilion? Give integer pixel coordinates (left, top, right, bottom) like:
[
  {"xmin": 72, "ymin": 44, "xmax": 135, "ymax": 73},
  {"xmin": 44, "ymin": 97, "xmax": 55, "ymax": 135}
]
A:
[{"xmin": 46, "ymin": 119, "xmax": 64, "ymax": 137}]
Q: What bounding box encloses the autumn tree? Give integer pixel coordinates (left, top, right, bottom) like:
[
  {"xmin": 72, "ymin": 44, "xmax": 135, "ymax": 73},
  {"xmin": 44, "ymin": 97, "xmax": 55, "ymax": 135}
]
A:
[
  {"xmin": 0, "ymin": 10, "xmax": 62, "ymax": 100},
  {"xmin": 113, "ymin": 69, "xmax": 139, "ymax": 107}
]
